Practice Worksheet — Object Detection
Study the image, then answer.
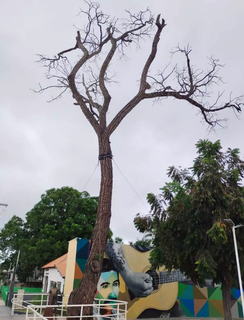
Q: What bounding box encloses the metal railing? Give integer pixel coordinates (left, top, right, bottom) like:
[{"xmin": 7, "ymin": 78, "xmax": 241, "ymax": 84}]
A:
[
  {"xmin": 11, "ymin": 293, "xmax": 50, "ymax": 315},
  {"xmin": 25, "ymin": 300, "xmax": 127, "ymax": 320},
  {"xmin": 11, "ymin": 293, "xmax": 127, "ymax": 320}
]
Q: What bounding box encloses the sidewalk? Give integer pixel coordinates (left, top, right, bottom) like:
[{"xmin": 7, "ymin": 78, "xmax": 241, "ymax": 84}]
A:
[{"xmin": 0, "ymin": 298, "xmax": 25, "ymax": 320}]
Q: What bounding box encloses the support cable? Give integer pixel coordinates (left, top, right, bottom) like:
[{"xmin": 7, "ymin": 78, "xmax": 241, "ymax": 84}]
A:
[{"xmin": 112, "ymin": 158, "xmax": 149, "ymax": 214}]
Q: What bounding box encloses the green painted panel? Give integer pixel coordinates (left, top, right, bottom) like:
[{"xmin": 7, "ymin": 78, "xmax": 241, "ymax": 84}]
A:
[
  {"xmin": 207, "ymin": 287, "xmax": 215, "ymax": 298},
  {"xmin": 238, "ymin": 301, "xmax": 243, "ymax": 318},
  {"xmin": 73, "ymin": 278, "xmax": 81, "ymax": 289},
  {"xmin": 178, "ymin": 283, "xmax": 188, "ymax": 299},
  {"xmin": 209, "ymin": 301, "xmax": 223, "ymax": 317},
  {"xmin": 180, "ymin": 284, "xmax": 194, "ymax": 299},
  {"xmin": 208, "ymin": 286, "xmax": 222, "ymax": 300}
]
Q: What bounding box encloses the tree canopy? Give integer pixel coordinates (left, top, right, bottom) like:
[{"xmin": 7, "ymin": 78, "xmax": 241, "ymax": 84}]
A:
[
  {"xmin": 134, "ymin": 140, "xmax": 244, "ymax": 320},
  {"xmin": 0, "ymin": 187, "xmax": 109, "ymax": 283}
]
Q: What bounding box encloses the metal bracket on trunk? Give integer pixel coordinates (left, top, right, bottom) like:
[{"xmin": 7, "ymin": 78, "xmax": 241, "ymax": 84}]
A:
[{"xmin": 99, "ymin": 153, "xmax": 113, "ymax": 160}]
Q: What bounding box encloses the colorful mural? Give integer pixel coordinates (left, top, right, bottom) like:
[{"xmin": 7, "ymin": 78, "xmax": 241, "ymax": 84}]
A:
[
  {"xmin": 177, "ymin": 283, "xmax": 243, "ymax": 318},
  {"xmin": 63, "ymin": 238, "xmax": 244, "ymax": 319},
  {"xmin": 116, "ymin": 244, "xmax": 182, "ymax": 319},
  {"xmin": 73, "ymin": 238, "xmax": 91, "ymax": 289}
]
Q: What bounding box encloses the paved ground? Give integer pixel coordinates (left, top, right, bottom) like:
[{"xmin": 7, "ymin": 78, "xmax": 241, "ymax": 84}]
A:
[{"xmin": 0, "ymin": 299, "xmax": 25, "ymax": 320}]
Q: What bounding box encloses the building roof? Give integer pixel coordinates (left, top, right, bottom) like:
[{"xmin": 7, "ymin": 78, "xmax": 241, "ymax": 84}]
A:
[{"xmin": 42, "ymin": 253, "xmax": 67, "ymax": 278}]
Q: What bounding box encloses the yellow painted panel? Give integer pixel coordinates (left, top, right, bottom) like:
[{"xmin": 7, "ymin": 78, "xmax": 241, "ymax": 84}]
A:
[{"xmin": 63, "ymin": 238, "xmax": 77, "ymax": 303}]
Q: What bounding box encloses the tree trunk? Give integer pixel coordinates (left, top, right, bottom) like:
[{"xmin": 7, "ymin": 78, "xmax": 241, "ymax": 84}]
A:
[
  {"xmin": 67, "ymin": 136, "xmax": 113, "ymax": 318},
  {"xmin": 222, "ymin": 280, "xmax": 232, "ymax": 320}
]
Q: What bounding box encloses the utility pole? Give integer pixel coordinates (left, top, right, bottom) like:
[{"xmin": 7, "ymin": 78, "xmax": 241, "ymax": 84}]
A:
[{"xmin": 7, "ymin": 250, "xmax": 20, "ymax": 307}]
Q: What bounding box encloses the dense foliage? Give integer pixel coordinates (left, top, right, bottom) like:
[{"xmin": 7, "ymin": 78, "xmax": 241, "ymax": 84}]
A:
[
  {"xmin": 0, "ymin": 187, "xmax": 111, "ymax": 283},
  {"xmin": 129, "ymin": 235, "xmax": 153, "ymax": 247},
  {"xmin": 135, "ymin": 140, "xmax": 244, "ymax": 320}
]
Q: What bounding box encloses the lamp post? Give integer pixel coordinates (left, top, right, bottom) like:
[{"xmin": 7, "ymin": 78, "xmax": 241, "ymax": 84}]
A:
[
  {"xmin": 7, "ymin": 250, "xmax": 20, "ymax": 307},
  {"xmin": 224, "ymin": 219, "xmax": 244, "ymax": 318},
  {"xmin": 3, "ymin": 268, "xmax": 12, "ymax": 286}
]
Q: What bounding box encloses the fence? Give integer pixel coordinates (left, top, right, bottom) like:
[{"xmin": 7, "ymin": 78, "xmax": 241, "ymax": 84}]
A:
[
  {"xmin": 11, "ymin": 292, "xmax": 50, "ymax": 314},
  {"xmin": 11, "ymin": 293, "xmax": 127, "ymax": 320}
]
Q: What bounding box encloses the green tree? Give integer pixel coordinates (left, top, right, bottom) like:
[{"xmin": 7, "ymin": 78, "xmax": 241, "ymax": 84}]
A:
[
  {"xmin": 25, "ymin": 188, "xmax": 98, "ymax": 267},
  {"xmin": 0, "ymin": 187, "xmax": 102, "ymax": 283},
  {"xmin": 36, "ymin": 1, "xmax": 243, "ymax": 311},
  {"xmin": 0, "ymin": 215, "xmax": 25, "ymax": 260},
  {"xmin": 110, "ymin": 236, "xmax": 123, "ymax": 244},
  {"xmin": 0, "ymin": 216, "xmax": 28, "ymax": 282},
  {"xmin": 135, "ymin": 140, "xmax": 244, "ymax": 320},
  {"xmin": 129, "ymin": 235, "xmax": 153, "ymax": 247}
]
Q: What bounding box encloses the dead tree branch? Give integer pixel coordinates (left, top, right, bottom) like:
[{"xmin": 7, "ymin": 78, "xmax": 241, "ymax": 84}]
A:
[{"xmin": 36, "ymin": 1, "xmax": 243, "ymax": 134}]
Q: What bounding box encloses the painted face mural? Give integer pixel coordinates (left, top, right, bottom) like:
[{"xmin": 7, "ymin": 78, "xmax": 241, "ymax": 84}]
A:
[
  {"xmin": 95, "ymin": 270, "xmax": 119, "ymax": 316},
  {"xmin": 73, "ymin": 239, "xmax": 243, "ymax": 319}
]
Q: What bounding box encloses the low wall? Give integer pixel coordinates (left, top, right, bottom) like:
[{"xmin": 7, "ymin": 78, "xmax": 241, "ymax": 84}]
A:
[{"xmin": 0, "ymin": 285, "xmax": 42, "ymax": 304}]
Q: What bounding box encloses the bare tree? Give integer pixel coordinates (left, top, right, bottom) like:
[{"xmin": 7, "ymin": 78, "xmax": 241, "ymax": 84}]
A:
[{"xmin": 36, "ymin": 1, "xmax": 243, "ymax": 316}]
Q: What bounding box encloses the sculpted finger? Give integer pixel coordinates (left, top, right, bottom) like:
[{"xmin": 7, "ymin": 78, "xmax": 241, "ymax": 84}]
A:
[
  {"xmin": 143, "ymin": 273, "xmax": 153, "ymax": 281},
  {"xmin": 143, "ymin": 281, "xmax": 153, "ymax": 291},
  {"xmin": 140, "ymin": 287, "xmax": 154, "ymax": 297}
]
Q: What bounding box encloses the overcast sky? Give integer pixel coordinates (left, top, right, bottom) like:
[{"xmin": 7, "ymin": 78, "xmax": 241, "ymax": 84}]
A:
[{"xmin": 1, "ymin": 0, "xmax": 244, "ymax": 244}]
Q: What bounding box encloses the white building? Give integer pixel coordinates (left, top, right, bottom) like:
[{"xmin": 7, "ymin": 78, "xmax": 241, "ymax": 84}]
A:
[{"xmin": 42, "ymin": 253, "xmax": 67, "ymax": 294}]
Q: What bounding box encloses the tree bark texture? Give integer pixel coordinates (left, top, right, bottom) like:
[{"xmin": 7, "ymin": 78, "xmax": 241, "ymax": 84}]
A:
[
  {"xmin": 222, "ymin": 280, "xmax": 232, "ymax": 320},
  {"xmin": 67, "ymin": 137, "xmax": 113, "ymax": 318}
]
